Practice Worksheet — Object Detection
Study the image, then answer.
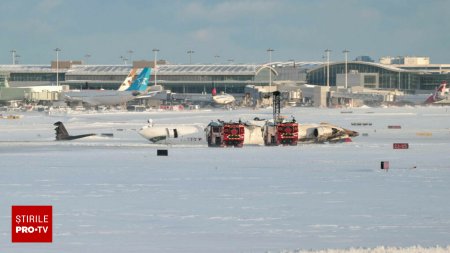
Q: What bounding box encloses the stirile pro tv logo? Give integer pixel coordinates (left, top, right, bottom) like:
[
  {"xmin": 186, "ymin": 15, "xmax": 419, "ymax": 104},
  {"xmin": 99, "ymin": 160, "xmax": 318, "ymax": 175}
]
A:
[{"xmin": 12, "ymin": 206, "xmax": 52, "ymax": 243}]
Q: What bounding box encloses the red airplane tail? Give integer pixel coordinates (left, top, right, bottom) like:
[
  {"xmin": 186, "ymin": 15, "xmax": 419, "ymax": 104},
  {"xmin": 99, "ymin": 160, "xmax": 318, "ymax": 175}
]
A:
[{"xmin": 425, "ymin": 81, "xmax": 447, "ymax": 104}]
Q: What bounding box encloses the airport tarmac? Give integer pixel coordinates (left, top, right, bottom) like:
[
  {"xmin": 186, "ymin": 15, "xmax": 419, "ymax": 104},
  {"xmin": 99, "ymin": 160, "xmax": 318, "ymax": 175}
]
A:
[{"xmin": 1, "ymin": 106, "xmax": 450, "ymax": 252}]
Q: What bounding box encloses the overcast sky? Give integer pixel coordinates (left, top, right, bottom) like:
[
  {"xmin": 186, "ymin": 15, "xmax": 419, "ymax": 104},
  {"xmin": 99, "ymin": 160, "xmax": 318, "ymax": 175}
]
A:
[{"xmin": 1, "ymin": 0, "xmax": 449, "ymax": 65}]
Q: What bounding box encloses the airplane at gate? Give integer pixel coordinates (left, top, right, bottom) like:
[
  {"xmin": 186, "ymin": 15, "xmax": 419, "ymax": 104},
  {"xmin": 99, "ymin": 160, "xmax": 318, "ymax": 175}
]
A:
[
  {"xmin": 424, "ymin": 81, "xmax": 447, "ymax": 104},
  {"xmin": 211, "ymin": 88, "xmax": 235, "ymax": 105},
  {"xmin": 63, "ymin": 68, "xmax": 153, "ymax": 106},
  {"xmin": 117, "ymin": 69, "xmax": 138, "ymax": 91},
  {"xmin": 396, "ymin": 81, "xmax": 448, "ymax": 105}
]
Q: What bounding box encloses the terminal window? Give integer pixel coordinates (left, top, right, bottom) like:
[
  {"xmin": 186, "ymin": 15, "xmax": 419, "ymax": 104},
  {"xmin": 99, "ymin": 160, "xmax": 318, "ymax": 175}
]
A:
[{"xmin": 364, "ymin": 75, "xmax": 376, "ymax": 84}]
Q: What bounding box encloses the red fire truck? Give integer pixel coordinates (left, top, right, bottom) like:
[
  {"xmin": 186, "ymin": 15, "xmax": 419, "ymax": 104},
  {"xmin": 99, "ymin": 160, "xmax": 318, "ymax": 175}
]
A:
[
  {"xmin": 207, "ymin": 121, "xmax": 245, "ymax": 147},
  {"xmin": 264, "ymin": 119, "xmax": 298, "ymax": 146},
  {"xmin": 263, "ymin": 91, "xmax": 299, "ymax": 146}
]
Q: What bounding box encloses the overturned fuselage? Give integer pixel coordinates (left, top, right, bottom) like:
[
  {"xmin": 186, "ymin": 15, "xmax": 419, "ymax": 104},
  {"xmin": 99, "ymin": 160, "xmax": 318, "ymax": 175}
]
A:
[{"xmin": 138, "ymin": 119, "xmax": 358, "ymax": 146}]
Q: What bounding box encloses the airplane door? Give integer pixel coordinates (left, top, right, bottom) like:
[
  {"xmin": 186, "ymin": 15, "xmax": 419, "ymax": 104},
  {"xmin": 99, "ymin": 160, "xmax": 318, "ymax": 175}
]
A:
[{"xmin": 166, "ymin": 128, "xmax": 179, "ymax": 139}]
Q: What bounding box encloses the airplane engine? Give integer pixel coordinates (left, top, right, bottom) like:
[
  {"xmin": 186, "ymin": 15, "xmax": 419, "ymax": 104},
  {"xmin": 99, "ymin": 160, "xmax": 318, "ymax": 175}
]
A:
[{"xmin": 313, "ymin": 127, "xmax": 335, "ymax": 139}]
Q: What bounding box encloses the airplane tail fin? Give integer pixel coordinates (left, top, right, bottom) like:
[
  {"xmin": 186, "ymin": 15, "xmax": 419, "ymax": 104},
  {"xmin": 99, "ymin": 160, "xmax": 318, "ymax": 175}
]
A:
[
  {"xmin": 54, "ymin": 121, "xmax": 70, "ymax": 140},
  {"xmin": 126, "ymin": 67, "xmax": 151, "ymax": 92},
  {"xmin": 117, "ymin": 69, "xmax": 138, "ymax": 91},
  {"xmin": 439, "ymin": 81, "xmax": 447, "ymax": 94},
  {"xmin": 425, "ymin": 81, "xmax": 447, "ymax": 104}
]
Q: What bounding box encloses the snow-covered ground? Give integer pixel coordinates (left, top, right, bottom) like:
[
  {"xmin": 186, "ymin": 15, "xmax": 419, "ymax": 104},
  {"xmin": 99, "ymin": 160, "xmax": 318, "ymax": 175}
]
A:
[{"xmin": 1, "ymin": 106, "xmax": 450, "ymax": 253}]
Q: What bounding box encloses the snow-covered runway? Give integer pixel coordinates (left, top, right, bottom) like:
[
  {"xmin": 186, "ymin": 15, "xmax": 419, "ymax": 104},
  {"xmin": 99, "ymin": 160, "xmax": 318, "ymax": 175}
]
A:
[{"xmin": 1, "ymin": 106, "xmax": 450, "ymax": 252}]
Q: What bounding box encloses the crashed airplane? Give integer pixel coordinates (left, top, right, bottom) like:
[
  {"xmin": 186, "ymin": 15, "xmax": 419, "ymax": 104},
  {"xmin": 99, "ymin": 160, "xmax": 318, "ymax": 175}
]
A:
[{"xmin": 137, "ymin": 118, "xmax": 358, "ymax": 146}]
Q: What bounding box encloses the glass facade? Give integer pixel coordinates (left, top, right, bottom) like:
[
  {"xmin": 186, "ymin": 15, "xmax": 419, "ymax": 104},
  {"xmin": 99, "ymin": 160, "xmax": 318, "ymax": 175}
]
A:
[
  {"xmin": 65, "ymin": 82, "xmax": 124, "ymax": 90},
  {"xmin": 0, "ymin": 73, "xmax": 8, "ymax": 87},
  {"xmin": 419, "ymin": 74, "xmax": 450, "ymax": 90},
  {"xmin": 9, "ymin": 73, "xmax": 64, "ymax": 82},
  {"xmin": 157, "ymin": 75, "xmax": 253, "ymax": 82},
  {"xmin": 66, "ymin": 74, "xmax": 126, "ymax": 82},
  {"xmin": 307, "ymin": 62, "xmax": 450, "ymax": 91},
  {"xmin": 64, "ymin": 73, "xmax": 257, "ymax": 92},
  {"xmin": 158, "ymin": 81, "xmax": 247, "ymax": 94}
]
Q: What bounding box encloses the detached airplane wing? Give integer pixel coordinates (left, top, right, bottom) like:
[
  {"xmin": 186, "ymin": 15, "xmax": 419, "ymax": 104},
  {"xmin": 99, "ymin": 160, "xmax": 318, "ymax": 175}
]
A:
[{"xmin": 54, "ymin": 121, "xmax": 95, "ymax": 141}]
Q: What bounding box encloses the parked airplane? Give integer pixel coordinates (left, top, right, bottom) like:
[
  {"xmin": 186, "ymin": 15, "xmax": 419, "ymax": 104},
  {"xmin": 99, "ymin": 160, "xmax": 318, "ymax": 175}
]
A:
[
  {"xmin": 54, "ymin": 121, "xmax": 95, "ymax": 140},
  {"xmin": 138, "ymin": 119, "xmax": 358, "ymax": 145},
  {"xmin": 395, "ymin": 81, "xmax": 447, "ymax": 105},
  {"xmin": 117, "ymin": 69, "xmax": 138, "ymax": 91},
  {"xmin": 424, "ymin": 81, "xmax": 447, "ymax": 104},
  {"xmin": 211, "ymin": 88, "xmax": 235, "ymax": 105},
  {"xmin": 167, "ymin": 87, "xmax": 235, "ymax": 107},
  {"xmin": 63, "ymin": 68, "xmax": 152, "ymax": 106}
]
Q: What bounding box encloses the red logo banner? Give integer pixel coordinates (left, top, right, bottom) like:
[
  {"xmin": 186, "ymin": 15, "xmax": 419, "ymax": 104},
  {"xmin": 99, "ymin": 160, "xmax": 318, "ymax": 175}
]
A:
[{"xmin": 12, "ymin": 205, "xmax": 52, "ymax": 243}]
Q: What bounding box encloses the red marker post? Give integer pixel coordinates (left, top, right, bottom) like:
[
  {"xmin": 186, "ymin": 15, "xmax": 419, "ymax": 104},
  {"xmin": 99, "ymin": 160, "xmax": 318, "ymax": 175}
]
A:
[{"xmin": 393, "ymin": 143, "xmax": 409, "ymax": 149}]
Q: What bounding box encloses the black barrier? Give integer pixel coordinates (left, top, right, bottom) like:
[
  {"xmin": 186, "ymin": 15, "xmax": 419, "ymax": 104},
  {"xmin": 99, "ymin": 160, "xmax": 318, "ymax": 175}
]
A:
[{"xmin": 157, "ymin": 149, "xmax": 168, "ymax": 156}]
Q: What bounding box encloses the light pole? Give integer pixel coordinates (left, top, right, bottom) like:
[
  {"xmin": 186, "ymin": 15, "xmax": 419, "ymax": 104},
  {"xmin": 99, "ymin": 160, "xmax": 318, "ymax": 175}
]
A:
[
  {"xmin": 289, "ymin": 59, "xmax": 296, "ymax": 68},
  {"xmin": 343, "ymin": 49, "xmax": 349, "ymax": 89},
  {"xmin": 322, "ymin": 55, "xmax": 326, "ymax": 85},
  {"xmin": 120, "ymin": 56, "xmax": 128, "ymax": 65},
  {"xmin": 325, "ymin": 49, "xmax": 331, "ymax": 87},
  {"xmin": 152, "ymin": 48, "xmax": 159, "ymax": 86},
  {"xmin": 267, "ymin": 48, "xmax": 274, "ymax": 88},
  {"xmin": 187, "ymin": 50, "xmax": 195, "ymax": 64},
  {"xmin": 214, "ymin": 55, "xmax": 220, "ymax": 64},
  {"xmin": 10, "ymin": 49, "xmax": 16, "ymax": 65},
  {"xmin": 54, "ymin": 48, "xmax": 61, "ymax": 86},
  {"xmin": 127, "ymin": 50, "xmax": 134, "ymax": 64},
  {"xmin": 84, "ymin": 54, "xmax": 91, "ymax": 64}
]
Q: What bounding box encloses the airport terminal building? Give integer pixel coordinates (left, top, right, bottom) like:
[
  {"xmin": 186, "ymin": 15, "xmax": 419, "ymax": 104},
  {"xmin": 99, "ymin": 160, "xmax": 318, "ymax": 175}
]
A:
[
  {"xmin": 0, "ymin": 63, "xmax": 277, "ymax": 94},
  {"xmin": 1, "ymin": 56, "xmax": 450, "ymax": 96},
  {"xmin": 307, "ymin": 61, "xmax": 450, "ymax": 92}
]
